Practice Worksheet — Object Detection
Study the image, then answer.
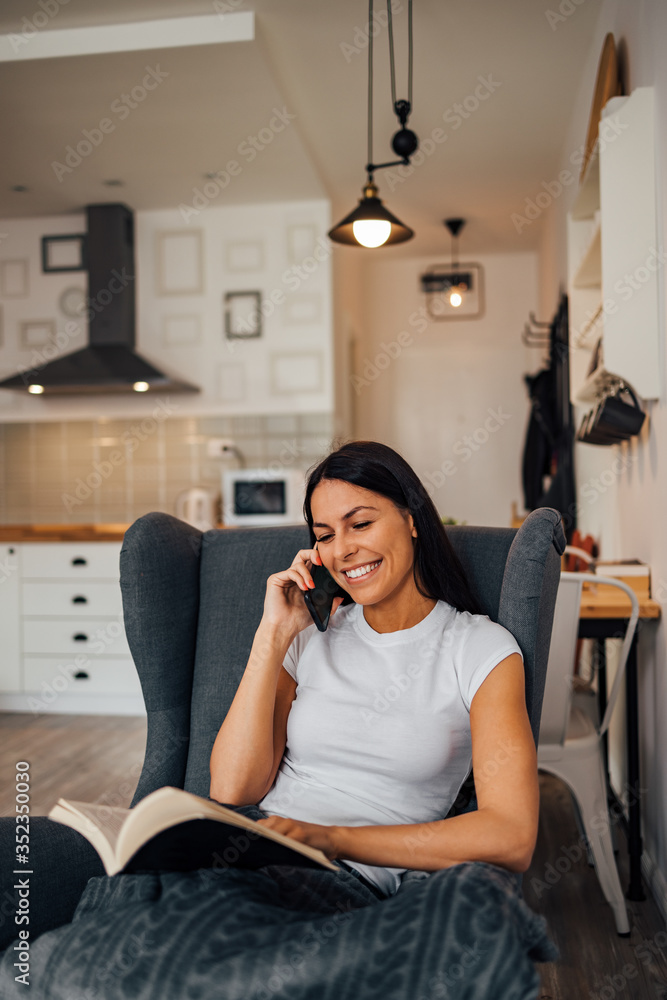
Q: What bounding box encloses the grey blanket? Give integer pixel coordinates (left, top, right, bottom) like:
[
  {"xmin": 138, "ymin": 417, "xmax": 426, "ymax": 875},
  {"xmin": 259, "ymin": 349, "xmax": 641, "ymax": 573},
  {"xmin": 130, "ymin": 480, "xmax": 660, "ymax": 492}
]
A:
[{"xmin": 0, "ymin": 806, "xmax": 556, "ymax": 999}]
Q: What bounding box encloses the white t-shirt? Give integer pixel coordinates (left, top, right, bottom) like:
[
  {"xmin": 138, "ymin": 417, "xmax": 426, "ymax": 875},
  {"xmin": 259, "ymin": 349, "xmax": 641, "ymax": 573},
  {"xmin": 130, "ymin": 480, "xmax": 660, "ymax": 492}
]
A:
[{"xmin": 258, "ymin": 599, "xmax": 523, "ymax": 897}]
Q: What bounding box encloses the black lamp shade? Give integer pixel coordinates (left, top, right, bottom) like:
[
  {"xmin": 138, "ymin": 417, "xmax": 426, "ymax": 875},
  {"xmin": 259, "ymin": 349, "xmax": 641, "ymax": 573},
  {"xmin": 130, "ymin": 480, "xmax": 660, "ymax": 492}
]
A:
[{"xmin": 328, "ymin": 184, "xmax": 413, "ymax": 246}]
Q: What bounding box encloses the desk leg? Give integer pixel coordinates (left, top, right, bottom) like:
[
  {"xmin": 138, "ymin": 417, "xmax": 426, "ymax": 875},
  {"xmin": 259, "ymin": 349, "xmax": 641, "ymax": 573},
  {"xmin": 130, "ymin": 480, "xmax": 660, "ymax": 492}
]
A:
[
  {"xmin": 626, "ymin": 634, "xmax": 645, "ymax": 901},
  {"xmin": 596, "ymin": 639, "xmax": 609, "ymax": 785}
]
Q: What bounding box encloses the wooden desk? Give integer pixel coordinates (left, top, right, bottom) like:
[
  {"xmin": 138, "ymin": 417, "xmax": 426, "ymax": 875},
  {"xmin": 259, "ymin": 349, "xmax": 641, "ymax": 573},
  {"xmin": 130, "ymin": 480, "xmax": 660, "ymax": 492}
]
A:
[{"xmin": 578, "ymin": 585, "xmax": 661, "ymax": 901}]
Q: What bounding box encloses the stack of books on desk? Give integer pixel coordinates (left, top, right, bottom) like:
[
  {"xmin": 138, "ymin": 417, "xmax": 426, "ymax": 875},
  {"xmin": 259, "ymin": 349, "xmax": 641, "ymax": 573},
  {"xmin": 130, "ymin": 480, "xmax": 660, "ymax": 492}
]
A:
[{"xmin": 594, "ymin": 560, "xmax": 651, "ymax": 600}]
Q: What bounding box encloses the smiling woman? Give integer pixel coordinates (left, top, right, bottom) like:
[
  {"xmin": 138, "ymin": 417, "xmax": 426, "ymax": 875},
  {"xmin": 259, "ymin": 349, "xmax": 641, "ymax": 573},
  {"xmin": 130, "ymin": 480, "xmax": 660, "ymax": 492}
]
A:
[{"xmin": 209, "ymin": 440, "xmax": 542, "ymax": 902}]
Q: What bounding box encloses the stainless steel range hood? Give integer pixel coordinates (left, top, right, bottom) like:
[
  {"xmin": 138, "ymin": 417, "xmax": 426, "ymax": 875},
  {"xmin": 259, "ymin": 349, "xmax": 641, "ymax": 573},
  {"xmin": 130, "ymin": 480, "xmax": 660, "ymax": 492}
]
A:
[{"xmin": 0, "ymin": 203, "xmax": 200, "ymax": 395}]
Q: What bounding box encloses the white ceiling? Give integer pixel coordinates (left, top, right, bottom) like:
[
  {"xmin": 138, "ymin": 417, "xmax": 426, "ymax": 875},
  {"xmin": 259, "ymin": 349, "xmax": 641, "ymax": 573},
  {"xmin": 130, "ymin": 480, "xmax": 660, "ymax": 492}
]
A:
[{"xmin": 0, "ymin": 0, "xmax": 605, "ymax": 256}]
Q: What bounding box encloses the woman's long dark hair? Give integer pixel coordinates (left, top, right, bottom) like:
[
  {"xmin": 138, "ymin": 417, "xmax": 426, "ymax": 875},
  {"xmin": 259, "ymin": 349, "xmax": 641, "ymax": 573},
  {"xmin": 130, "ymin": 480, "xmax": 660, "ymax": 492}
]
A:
[{"xmin": 303, "ymin": 440, "xmax": 484, "ymax": 615}]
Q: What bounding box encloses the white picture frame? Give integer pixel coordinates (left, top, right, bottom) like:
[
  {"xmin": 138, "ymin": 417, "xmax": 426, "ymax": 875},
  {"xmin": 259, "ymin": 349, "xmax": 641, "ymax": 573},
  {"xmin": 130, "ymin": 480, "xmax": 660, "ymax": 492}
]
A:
[
  {"xmin": 284, "ymin": 293, "xmax": 322, "ymax": 325},
  {"xmin": 156, "ymin": 231, "xmax": 204, "ymax": 295},
  {"xmin": 270, "ymin": 352, "xmax": 323, "ymax": 394},
  {"xmin": 0, "ymin": 259, "xmax": 29, "ymax": 298},
  {"xmin": 19, "ymin": 320, "xmax": 56, "ymax": 350},
  {"xmin": 286, "ymin": 224, "xmax": 318, "ymax": 265}
]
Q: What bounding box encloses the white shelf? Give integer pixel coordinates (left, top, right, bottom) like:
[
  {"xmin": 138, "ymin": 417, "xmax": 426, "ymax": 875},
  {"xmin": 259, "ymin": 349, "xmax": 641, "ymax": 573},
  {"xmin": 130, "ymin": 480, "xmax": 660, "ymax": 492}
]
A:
[
  {"xmin": 572, "ymin": 144, "xmax": 600, "ymax": 220},
  {"xmin": 573, "ymin": 223, "xmax": 601, "ymax": 288},
  {"xmin": 568, "ymin": 85, "xmax": 660, "ymax": 402}
]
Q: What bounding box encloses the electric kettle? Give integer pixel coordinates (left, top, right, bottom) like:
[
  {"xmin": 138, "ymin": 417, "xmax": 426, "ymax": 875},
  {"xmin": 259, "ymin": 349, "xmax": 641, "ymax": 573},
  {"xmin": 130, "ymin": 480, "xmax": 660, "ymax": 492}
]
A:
[{"xmin": 175, "ymin": 487, "xmax": 217, "ymax": 531}]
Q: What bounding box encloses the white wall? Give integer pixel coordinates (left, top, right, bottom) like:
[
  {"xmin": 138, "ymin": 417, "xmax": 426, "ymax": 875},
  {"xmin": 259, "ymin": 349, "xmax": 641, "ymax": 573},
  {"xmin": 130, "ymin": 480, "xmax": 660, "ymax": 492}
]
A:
[
  {"xmin": 538, "ymin": 0, "xmax": 667, "ymax": 916},
  {"xmin": 349, "ymin": 250, "xmax": 540, "ymax": 527},
  {"xmin": 0, "ymin": 199, "xmax": 334, "ymax": 420}
]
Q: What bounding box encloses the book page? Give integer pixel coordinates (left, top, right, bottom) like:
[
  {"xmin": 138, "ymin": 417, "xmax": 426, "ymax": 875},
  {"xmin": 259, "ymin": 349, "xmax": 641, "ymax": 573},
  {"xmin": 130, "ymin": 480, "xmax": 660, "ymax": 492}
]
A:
[
  {"xmin": 117, "ymin": 787, "xmax": 337, "ymax": 872},
  {"xmin": 58, "ymin": 801, "xmax": 130, "ymax": 855}
]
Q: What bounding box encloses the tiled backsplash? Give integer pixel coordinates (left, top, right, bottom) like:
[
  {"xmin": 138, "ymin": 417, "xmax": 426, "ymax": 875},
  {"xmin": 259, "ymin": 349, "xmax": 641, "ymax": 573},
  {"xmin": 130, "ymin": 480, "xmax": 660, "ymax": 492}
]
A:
[{"xmin": 0, "ymin": 413, "xmax": 334, "ymax": 524}]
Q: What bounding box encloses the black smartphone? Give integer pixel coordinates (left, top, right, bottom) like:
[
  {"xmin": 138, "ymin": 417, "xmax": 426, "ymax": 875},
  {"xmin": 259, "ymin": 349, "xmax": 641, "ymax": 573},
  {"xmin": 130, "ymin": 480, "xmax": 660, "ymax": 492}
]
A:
[{"xmin": 303, "ymin": 562, "xmax": 347, "ymax": 632}]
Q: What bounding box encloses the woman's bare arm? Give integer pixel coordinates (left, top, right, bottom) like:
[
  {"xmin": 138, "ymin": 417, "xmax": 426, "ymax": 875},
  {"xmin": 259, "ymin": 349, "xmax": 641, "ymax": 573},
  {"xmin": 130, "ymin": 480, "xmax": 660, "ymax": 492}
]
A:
[
  {"xmin": 258, "ymin": 653, "xmax": 539, "ymax": 872},
  {"xmin": 209, "ymin": 623, "xmax": 296, "ymax": 805},
  {"xmin": 209, "ymin": 546, "xmax": 343, "ymax": 806}
]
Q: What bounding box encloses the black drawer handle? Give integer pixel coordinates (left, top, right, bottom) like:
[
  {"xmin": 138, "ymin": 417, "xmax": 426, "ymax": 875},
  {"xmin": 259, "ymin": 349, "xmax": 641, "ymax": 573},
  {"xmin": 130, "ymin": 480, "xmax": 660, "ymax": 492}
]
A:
[
  {"xmin": 72, "ymin": 633, "xmax": 88, "ymax": 642},
  {"xmin": 71, "ymin": 557, "xmax": 88, "ymax": 566},
  {"xmin": 73, "ymin": 671, "xmax": 90, "ymax": 680},
  {"xmin": 71, "ymin": 595, "xmax": 88, "ymax": 604}
]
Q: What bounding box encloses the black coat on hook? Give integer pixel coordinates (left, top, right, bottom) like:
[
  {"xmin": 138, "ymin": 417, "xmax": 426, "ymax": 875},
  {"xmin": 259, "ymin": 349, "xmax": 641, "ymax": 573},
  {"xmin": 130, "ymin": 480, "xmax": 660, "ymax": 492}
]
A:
[{"xmin": 521, "ymin": 294, "xmax": 576, "ymax": 537}]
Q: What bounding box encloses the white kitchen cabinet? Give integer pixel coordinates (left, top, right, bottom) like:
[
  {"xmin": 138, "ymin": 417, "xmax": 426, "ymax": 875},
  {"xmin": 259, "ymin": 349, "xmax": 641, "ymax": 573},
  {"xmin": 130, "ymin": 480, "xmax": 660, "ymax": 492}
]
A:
[
  {"xmin": 0, "ymin": 541, "xmax": 144, "ymax": 716},
  {"xmin": 0, "ymin": 545, "xmax": 21, "ymax": 693},
  {"xmin": 568, "ymin": 86, "xmax": 660, "ymax": 403}
]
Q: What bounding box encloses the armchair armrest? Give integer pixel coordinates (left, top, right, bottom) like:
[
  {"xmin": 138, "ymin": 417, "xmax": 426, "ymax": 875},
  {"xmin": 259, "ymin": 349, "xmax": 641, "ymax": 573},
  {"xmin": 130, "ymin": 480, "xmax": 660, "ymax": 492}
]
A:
[{"xmin": 0, "ymin": 817, "xmax": 104, "ymax": 953}]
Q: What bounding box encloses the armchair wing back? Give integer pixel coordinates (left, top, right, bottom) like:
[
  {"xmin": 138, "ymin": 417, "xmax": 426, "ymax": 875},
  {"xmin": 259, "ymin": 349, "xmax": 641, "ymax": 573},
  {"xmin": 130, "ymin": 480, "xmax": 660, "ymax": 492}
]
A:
[{"xmin": 120, "ymin": 507, "xmax": 565, "ymax": 806}]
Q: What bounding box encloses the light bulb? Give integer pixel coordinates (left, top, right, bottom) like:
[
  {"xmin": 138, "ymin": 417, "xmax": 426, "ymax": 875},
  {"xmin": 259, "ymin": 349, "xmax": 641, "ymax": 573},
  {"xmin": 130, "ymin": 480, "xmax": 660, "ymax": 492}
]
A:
[
  {"xmin": 28, "ymin": 384, "xmax": 44, "ymax": 394},
  {"xmin": 449, "ymin": 289, "xmax": 463, "ymax": 308},
  {"xmin": 133, "ymin": 381, "xmax": 150, "ymax": 392},
  {"xmin": 352, "ymin": 219, "xmax": 391, "ymax": 248}
]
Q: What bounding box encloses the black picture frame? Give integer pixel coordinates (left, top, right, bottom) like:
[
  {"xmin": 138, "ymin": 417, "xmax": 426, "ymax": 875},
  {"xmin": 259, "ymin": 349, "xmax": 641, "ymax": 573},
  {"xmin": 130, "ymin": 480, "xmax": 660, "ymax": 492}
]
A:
[
  {"xmin": 41, "ymin": 234, "xmax": 87, "ymax": 273},
  {"xmin": 224, "ymin": 291, "xmax": 262, "ymax": 339}
]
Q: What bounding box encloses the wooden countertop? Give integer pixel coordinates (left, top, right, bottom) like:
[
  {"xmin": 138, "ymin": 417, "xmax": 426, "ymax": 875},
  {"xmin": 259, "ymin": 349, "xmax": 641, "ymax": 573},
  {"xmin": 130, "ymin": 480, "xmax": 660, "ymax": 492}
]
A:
[
  {"xmin": 580, "ymin": 581, "xmax": 661, "ymax": 619},
  {"xmin": 0, "ymin": 522, "xmax": 229, "ymax": 541},
  {"xmin": 0, "ymin": 524, "xmax": 132, "ymax": 541}
]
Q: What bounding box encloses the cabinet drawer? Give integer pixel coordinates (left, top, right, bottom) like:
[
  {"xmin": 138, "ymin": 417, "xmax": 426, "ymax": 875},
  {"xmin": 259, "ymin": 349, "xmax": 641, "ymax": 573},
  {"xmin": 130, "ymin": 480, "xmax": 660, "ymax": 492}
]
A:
[
  {"xmin": 21, "ymin": 542, "xmax": 121, "ymax": 580},
  {"xmin": 23, "ymin": 656, "xmax": 141, "ymax": 696},
  {"xmin": 22, "ymin": 581, "xmax": 123, "ymax": 616},
  {"xmin": 23, "ymin": 618, "xmax": 130, "ymax": 656}
]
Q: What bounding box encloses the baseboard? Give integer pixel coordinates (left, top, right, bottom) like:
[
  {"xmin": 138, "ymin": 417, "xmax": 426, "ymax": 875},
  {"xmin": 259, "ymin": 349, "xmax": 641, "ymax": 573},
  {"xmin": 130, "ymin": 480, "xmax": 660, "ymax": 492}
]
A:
[
  {"xmin": 0, "ymin": 692, "xmax": 146, "ymax": 716},
  {"xmin": 642, "ymin": 848, "xmax": 667, "ymax": 926}
]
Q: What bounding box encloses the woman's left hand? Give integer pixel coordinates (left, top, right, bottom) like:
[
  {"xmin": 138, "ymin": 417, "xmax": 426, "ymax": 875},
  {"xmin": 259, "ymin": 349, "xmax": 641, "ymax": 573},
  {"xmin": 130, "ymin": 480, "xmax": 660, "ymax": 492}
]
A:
[{"xmin": 256, "ymin": 815, "xmax": 340, "ymax": 860}]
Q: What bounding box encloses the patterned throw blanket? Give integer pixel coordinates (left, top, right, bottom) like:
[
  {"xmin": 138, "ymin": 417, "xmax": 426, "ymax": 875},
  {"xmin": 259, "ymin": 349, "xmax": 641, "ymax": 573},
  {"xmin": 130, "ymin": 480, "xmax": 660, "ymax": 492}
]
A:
[{"xmin": 0, "ymin": 806, "xmax": 556, "ymax": 999}]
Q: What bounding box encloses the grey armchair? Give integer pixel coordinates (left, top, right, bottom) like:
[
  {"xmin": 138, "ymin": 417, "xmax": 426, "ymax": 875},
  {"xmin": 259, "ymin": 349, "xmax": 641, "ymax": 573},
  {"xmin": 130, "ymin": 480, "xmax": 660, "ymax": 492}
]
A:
[{"xmin": 0, "ymin": 506, "xmax": 565, "ymax": 953}]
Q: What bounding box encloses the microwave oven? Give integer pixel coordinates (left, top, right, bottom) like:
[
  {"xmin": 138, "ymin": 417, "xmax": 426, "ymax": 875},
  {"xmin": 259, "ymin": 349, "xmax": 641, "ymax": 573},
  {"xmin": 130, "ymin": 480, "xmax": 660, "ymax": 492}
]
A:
[{"xmin": 222, "ymin": 467, "xmax": 306, "ymax": 527}]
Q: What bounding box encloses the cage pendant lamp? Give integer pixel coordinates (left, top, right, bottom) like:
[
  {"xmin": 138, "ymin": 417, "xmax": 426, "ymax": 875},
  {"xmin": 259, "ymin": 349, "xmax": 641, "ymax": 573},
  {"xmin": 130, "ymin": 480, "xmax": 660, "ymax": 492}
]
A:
[{"xmin": 329, "ymin": 0, "xmax": 416, "ymax": 248}]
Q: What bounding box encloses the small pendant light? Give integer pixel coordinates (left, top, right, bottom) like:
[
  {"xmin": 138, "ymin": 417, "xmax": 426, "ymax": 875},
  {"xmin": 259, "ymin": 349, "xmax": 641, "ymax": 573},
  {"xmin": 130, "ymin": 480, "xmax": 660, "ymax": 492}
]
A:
[{"xmin": 329, "ymin": 0, "xmax": 417, "ymax": 248}]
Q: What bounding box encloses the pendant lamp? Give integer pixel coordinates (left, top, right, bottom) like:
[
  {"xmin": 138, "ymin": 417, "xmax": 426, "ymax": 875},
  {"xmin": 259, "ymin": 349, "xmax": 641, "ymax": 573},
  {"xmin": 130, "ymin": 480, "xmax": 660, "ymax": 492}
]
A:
[
  {"xmin": 329, "ymin": 0, "xmax": 417, "ymax": 248},
  {"xmin": 420, "ymin": 219, "xmax": 485, "ymax": 320}
]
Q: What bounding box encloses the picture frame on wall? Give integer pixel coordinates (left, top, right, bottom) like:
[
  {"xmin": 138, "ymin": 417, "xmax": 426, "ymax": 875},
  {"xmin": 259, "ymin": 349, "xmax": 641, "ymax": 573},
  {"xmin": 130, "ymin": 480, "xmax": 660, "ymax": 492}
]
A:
[
  {"xmin": 224, "ymin": 291, "xmax": 262, "ymax": 339},
  {"xmin": 41, "ymin": 234, "xmax": 87, "ymax": 272}
]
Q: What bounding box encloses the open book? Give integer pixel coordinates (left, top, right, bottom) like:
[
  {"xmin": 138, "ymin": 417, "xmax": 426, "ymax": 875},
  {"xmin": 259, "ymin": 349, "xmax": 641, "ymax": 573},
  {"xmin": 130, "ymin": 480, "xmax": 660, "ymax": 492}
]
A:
[{"xmin": 48, "ymin": 785, "xmax": 338, "ymax": 876}]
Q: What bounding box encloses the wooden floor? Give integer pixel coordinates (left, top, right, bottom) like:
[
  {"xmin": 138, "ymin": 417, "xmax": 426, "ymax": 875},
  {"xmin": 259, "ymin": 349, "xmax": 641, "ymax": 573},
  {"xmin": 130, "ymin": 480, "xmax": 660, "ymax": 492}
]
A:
[{"xmin": 1, "ymin": 712, "xmax": 666, "ymax": 997}]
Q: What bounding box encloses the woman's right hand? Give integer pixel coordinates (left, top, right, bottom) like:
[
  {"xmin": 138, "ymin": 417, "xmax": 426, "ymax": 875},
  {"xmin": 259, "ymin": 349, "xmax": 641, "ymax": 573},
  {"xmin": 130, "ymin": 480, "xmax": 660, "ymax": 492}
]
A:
[{"xmin": 261, "ymin": 546, "xmax": 341, "ymax": 638}]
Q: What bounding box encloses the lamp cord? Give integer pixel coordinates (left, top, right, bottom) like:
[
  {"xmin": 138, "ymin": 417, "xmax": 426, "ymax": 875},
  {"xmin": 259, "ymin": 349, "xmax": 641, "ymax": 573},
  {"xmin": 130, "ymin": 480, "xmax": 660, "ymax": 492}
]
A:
[
  {"xmin": 366, "ymin": 0, "xmax": 414, "ymax": 179},
  {"xmin": 387, "ymin": 0, "xmax": 413, "ymax": 113},
  {"xmin": 367, "ymin": 0, "xmax": 374, "ymax": 179}
]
